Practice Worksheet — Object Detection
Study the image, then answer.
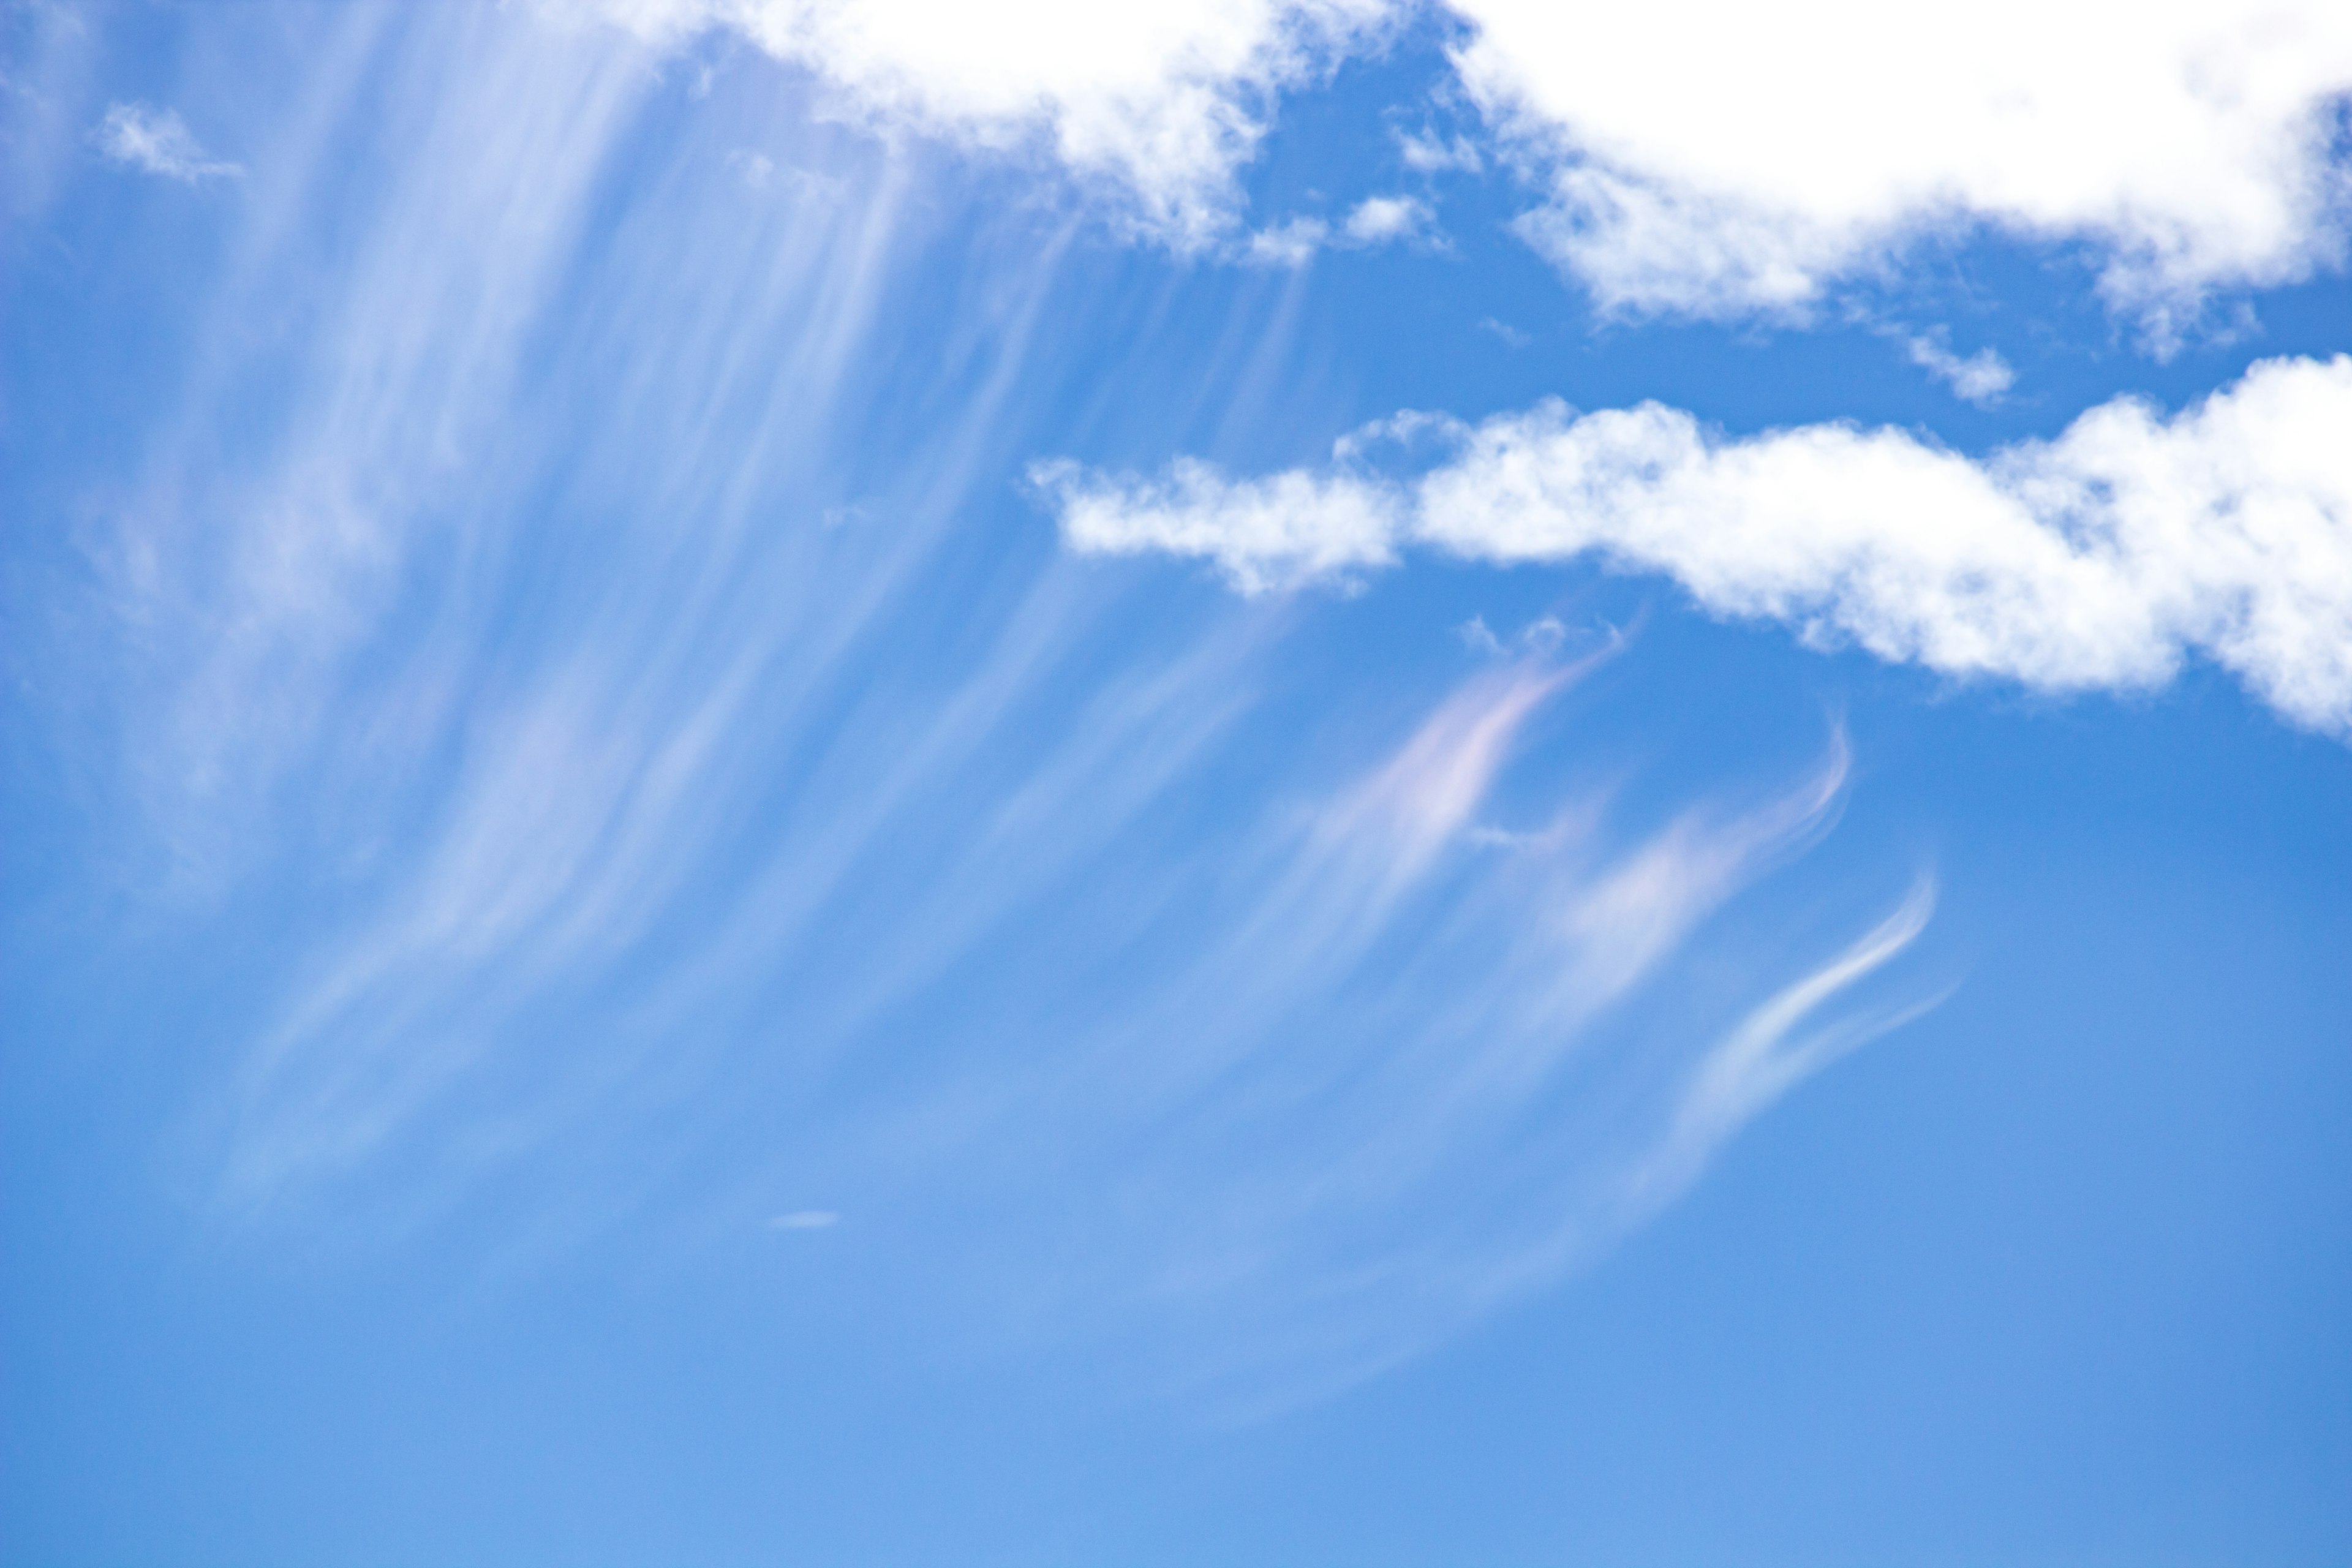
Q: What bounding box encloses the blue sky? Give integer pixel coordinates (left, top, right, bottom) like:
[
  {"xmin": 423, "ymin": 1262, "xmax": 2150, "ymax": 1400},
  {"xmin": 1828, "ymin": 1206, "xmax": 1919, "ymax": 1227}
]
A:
[{"xmin": 4, "ymin": 1, "xmax": 2349, "ymax": 1562}]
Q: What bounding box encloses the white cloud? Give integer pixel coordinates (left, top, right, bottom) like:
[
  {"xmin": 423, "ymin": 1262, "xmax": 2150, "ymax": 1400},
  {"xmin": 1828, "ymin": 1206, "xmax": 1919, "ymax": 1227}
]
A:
[
  {"xmin": 94, "ymin": 102, "xmax": 241, "ymax": 181},
  {"xmin": 578, "ymin": 0, "xmax": 1396, "ymax": 246},
  {"xmin": 1241, "ymin": 194, "xmax": 1436, "ymax": 265},
  {"xmin": 1341, "ymin": 192, "xmax": 1431, "ymax": 244},
  {"xmin": 1900, "ymin": 331, "xmax": 2015, "ymax": 405},
  {"xmin": 1244, "ymin": 213, "xmax": 1329, "ymax": 264},
  {"xmin": 1477, "ymin": 316, "xmax": 1531, "ymax": 348},
  {"xmin": 1038, "ymin": 453, "xmax": 1403, "ymax": 591},
  {"xmin": 1449, "ymin": 1, "xmax": 2352, "ymax": 333},
  {"xmin": 1456, "ymin": 612, "xmax": 1567, "ymax": 658},
  {"xmin": 1313, "ymin": 660, "xmax": 1574, "ymax": 890},
  {"xmin": 1456, "ymin": 614, "xmax": 1506, "ymax": 655},
  {"xmin": 771, "ymin": 1209, "xmax": 840, "ymax": 1228},
  {"xmin": 1043, "ymin": 353, "xmax": 2352, "ymax": 733},
  {"xmin": 564, "ymin": 1, "xmax": 2352, "ymax": 329},
  {"xmin": 1394, "ymin": 124, "xmax": 1481, "ymax": 174}
]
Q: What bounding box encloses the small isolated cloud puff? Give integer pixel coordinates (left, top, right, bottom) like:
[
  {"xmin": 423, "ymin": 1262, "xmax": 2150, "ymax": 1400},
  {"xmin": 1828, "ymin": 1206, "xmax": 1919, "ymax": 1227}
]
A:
[
  {"xmin": 94, "ymin": 102, "xmax": 242, "ymax": 181},
  {"xmin": 1341, "ymin": 192, "xmax": 1433, "ymax": 244},
  {"xmin": 1900, "ymin": 330, "xmax": 2015, "ymax": 405},
  {"xmin": 577, "ymin": 0, "xmax": 1396, "ymax": 246},
  {"xmin": 1450, "ymin": 0, "xmax": 2352, "ymax": 334},
  {"xmin": 1245, "ymin": 214, "xmax": 1330, "ymax": 265},
  {"xmin": 1457, "ymin": 613, "xmax": 1570, "ymax": 658},
  {"xmin": 771, "ymin": 1209, "xmax": 840, "ymax": 1228},
  {"xmin": 1042, "ymin": 353, "xmax": 2352, "ymax": 735},
  {"xmin": 1247, "ymin": 194, "xmax": 1436, "ymax": 265},
  {"xmin": 1395, "ymin": 124, "xmax": 1482, "ymax": 174}
]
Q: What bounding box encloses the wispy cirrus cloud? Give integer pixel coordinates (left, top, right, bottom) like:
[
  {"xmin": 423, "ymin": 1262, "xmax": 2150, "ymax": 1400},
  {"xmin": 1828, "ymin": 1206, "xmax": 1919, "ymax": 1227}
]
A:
[
  {"xmin": 787, "ymin": 668, "xmax": 1931, "ymax": 1409},
  {"xmin": 1624, "ymin": 878, "xmax": 1942, "ymax": 1214},
  {"xmin": 41, "ymin": 3, "xmax": 1947, "ymax": 1410},
  {"xmin": 94, "ymin": 101, "xmax": 242, "ymax": 180},
  {"xmin": 66, "ymin": 1, "xmax": 1941, "ymax": 1411},
  {"xmin": 1042, "ymin": 353, "xmax": 2352, "ymax": 734}
]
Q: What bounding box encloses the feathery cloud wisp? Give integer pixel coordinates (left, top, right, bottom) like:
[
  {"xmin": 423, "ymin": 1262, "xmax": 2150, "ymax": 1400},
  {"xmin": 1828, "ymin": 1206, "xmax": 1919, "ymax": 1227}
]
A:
[
  {"xmin": 94, "ymin": 102, "xmax": 243, "ymax": 181},
  {"xmin": 1624, "ymin": 879, "xmax": 1942, "ymax": 1213}
]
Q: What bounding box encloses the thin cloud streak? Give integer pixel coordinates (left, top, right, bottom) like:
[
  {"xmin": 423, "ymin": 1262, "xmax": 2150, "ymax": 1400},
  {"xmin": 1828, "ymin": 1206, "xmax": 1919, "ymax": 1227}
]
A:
[
  {"xmin": 94, "ymin": 101, "xmax": 243, "ymax": 180},
  {"xmin": 783, "ymin": 695, "xmax": 1924, "ymax": 1411},
  {"xmin": 1626, "ymin": 877, "xmax": 1943, "ymax": 1214}
]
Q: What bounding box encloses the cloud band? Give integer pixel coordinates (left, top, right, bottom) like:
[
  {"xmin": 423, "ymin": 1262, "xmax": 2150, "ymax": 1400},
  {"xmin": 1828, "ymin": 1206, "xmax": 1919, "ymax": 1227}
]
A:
[{"xmin": 1041, "ymin": 353, "xmax": 2352, "ymax": 733}]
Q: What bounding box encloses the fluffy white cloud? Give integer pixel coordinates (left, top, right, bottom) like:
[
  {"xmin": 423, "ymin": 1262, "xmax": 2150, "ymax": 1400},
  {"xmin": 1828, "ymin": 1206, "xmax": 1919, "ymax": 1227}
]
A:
[
  {"xmin": 1041, "ymin": 354, "xmax": 2352, "ymax": 733},
  {"xmin": 1900, "ymin": 332, "xmax": 2015, "ymax": 406},
  {"xmin": 1341, "ymin": 192, "xmax": 1431, "ymax": 243},
  {"xmin": 578, "ymin": 0, "xmax": 1393, "ymax": 244},
  {"xmin": 1041, "ymin": 454, "xmax": 1402, "ymax": 589},
  {"xmin": 569, "ymin": 1, "xmax": 2352, "ymax": 322},
  {"xmin": 1239, "ymin": 193, "xmax": 1435, "ymax": 265},
  {"xmin": 1450, "ymin": 1, "xmax": 2352, "ymax": 330},
  {"xmin": 94, "ymin": 102, "xmax": 242, "ymax": 181}
]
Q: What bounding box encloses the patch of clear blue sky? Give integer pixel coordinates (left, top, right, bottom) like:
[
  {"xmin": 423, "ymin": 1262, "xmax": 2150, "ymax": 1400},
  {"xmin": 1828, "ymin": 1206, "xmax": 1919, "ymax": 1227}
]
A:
[{"xmin": 4, "ymin": 2, "xmax": 2348, "ymax": 1564}]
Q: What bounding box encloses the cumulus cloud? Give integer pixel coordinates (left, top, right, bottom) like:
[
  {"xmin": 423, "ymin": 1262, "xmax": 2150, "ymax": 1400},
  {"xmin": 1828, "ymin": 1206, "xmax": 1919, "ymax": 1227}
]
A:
[
  {"xmin": 578, "ymin": 0, "xmax": 1395, "ymax": 245},
  {"xmin": 1039, "ymin": 453, "xmax": 1403, "ymax": 590},
  {"xmin": 1243, "ymin": 194, "xmax": 1436, "ymax": 265},
  {"xmin": 1041, "ymin": 353, "xmax": 2352, "ymax": 733},
  {"xmin": 94, "ymin": 102, "xmax": 242, "ymax": 181},
  {"xmin": 1449, "ymin": 0, "xmax": 2352, "ymax": 333},
  {"xmin": 564, "ymin": 1, "xmax": 2352, "ymax": 325},
  {"xmin": 1899, "ymin": 331, "xmax": 2015, "ymax": 405},
  {"xmin": 1341, "ymin": 192, "xmax": 1432, "ymax": 243}
]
